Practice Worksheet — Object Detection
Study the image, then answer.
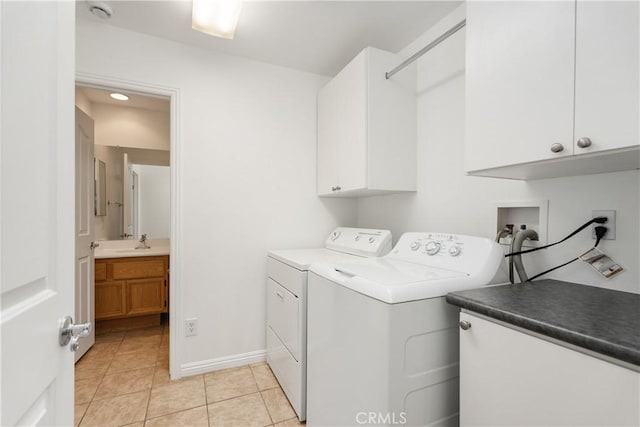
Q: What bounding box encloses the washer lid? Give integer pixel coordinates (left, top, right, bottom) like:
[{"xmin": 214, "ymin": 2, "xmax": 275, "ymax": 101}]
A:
[
  {"xmin": 310, "ymin": 257, "xmax": 498, "ymax": 304},
  {"xmin": 334, "ymin": 258, "xmax": 467, "ymax": 285}
]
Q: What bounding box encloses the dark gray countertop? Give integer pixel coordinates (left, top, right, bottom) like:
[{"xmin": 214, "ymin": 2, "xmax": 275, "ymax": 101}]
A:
[{"xmin": 446, "ymin": 280, "xmax": 640, "ymax": 366}]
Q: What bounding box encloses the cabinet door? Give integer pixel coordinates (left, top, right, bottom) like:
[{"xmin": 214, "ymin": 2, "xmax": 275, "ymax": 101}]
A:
[
  {"xmin": 574, "ymin": 1, "xmax": 639, "ymax": 154},
  {"xmin": 95, "ymin": 281, "xmax": 127, "ymax": 319},
  {"xmin": 112, "ymin": 259, "xmax": 166, "ymax": 280},
  {"xmin": 465, "ymin": 1, "xmax": 575, "ymax": 172},
  {"xmin": 95, "ymin": 261, "xmax": 107, "ymax": 281},
  {"xmin": 459, "ymin": 312, "xmax": 639, "ymax": 426},
  {"xmin": 317, "ymin": 49, "xmax": 368, "ymax": 195},
  {"xmin": 127, "ymin": 278, "xmax": 166, "ymax": 316},
  {"xmin": 317, "ymin": 82, "xmax": 340, "ymax": 195}
]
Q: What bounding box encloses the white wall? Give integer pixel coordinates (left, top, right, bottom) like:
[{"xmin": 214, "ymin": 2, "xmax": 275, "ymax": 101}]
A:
[
  {"xmin": 77, "ymin": 21, "xmax": 357, "ymax": 369},
  {"xmin": 357, "ymin": 5, "xmax": 640, "ymax": 294},
  {"xmin": 92, "ymin": 103, "xmax": 170, "ymax": 150},
  {"xmin": 75, "ymin": 87, "xmax": 93, "ymax": 116},
  {"xmin": 132, "ymin": 164, "xmax": 171, "ymax": 239}
]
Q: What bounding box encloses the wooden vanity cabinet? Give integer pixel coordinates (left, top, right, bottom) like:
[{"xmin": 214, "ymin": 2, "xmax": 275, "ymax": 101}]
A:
[{"xmin": 95, "ymin": 256, "xmax": 169, "ymax": 321}]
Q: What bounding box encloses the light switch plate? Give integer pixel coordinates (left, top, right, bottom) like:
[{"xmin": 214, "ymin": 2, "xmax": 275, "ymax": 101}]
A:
[{"xmin": 592, "ymin": 210, "xmax": 616, "ymax": 240}]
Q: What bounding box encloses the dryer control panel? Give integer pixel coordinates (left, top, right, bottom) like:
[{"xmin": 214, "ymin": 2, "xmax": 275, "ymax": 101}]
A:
[{"xmin": 325, "ymin": 227, "xmax": 392, "ymax": 258}]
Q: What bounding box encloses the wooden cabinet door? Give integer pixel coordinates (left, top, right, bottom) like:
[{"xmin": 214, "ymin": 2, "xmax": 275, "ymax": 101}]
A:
[
  {"xmin": 95, "ymin": 281, "xmax": 127, "ymax": 319},
  {"xmin": 465, "ymin": 1, "xmax": 575, "ymax": 172},
  {"xmin": 95, "ymin": 261, "xmax": 107, "ymax": 281},
  {"xmin": 574, "ymin": 1, "xmax": 639, "ymax": 154},
  {"xmin": 112, "ymin": 259, "xmax": 166, "ymax": 280},
  {"xmin": 127, "ymin": 278, "xmax": 166, "ymax": 316}
]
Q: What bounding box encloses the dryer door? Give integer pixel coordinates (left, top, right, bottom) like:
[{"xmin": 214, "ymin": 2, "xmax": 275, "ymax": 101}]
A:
[{"xmin": 267, "ymin": 278, "xmax": 300, "ymax": 360}]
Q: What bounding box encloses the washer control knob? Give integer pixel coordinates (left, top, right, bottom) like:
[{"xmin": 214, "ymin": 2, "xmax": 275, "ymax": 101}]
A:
[
  {"xmin": 355, "ymin": 235, "xmax": 361, "ymax": 241},
  {"xmin": 331, "ymin": 231, "xmax": 341, "ymax": 241},
  {"xmin": 410, "ymin": 241, "xmax": 420, "ymax": 251},
  {"xmin": 368, "ymin": 237, "xmax": 375, "ymax": 243},
  {"xmin": 425, "ymin": 241, "xmax": 440, "ymax": 255},
  {"xmin": 449, "ymin": 246, "xmax": 462, "ymax": 257}
]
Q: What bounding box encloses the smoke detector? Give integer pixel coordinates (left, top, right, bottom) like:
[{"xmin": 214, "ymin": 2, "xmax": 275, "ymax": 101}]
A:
[{"xmin": 87, "ymin": 1, "xmax": 113, "ymax": 20}]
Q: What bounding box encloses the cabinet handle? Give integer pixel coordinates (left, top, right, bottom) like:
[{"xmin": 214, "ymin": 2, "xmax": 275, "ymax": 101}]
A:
[
  {"xmin": 550, "ymin": 143, "xmax": 564, "ymax": 153},
  {"xmin": 335, "ymin": 186, "xmax": 341, "ymax": 191},
  {"xmin": 459, "ymin": 320, "xmax": 472, "ymax": 330},
  {"xmin": 576, "ymin": 137, "xmax": 592, "ymax": 149}
]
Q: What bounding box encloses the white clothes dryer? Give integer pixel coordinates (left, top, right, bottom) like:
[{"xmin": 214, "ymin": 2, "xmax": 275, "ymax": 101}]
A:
[
  {"xmin": 306, "ymin": 232, "xmax": 503, "ymax": 427},
  {"xmin": 266, "ymin": 227, "xmax": 392, "ymax": 421}
]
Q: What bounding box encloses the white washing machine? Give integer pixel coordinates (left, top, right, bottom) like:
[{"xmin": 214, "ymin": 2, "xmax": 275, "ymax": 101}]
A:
[
  {"xmin": 266, "ymin": 227, "xmax": 392, "ymax": 421},
  {"xmin": 306, "ymin": 232, "xmax": 503, "ymax": 427}
]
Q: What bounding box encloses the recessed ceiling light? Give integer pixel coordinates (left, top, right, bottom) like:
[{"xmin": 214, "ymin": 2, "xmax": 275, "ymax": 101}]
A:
[{"xmin": 110, "ymin": 93, "xmax": 129, "ymax": 101}]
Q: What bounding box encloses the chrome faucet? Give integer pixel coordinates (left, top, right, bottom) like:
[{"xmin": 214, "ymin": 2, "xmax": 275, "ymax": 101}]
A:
[{"xmin": 136, "ymin": 234, "xmax": 151, "ymax": 249}]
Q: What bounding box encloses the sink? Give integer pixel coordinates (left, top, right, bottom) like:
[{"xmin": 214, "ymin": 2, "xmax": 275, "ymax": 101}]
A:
[{"xmin": 94, "ymin": 239, "xmax": 170, "ymax": 259}]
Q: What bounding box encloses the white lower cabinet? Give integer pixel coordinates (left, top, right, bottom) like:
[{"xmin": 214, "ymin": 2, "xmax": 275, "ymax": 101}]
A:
[{"xmin": 459, "ymin": 312, "xmax": 639, "ymax": 427}]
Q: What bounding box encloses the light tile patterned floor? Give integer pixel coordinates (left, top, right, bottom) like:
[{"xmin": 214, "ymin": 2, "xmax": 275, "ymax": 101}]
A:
[{"xmin": 75, "ymin": 324, "xmax": 304, "ymax": 426}]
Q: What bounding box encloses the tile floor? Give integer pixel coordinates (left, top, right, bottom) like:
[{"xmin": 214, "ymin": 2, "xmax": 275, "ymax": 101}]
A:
[{"xmin": 75, "ymin": 324, "xmax": 303, "ymax": 426}]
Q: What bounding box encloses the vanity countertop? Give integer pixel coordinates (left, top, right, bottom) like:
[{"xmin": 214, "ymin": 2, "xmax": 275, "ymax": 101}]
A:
[
  {"xmin": 94, "ymin": 239, "xmax": 170, "ymax": 259},
  {"xmin": 446, "ymin": 280, "xmax": 640, "ymax": 367}
]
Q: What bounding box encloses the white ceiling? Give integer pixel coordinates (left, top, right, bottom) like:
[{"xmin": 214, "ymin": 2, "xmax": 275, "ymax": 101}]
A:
[
  {"xmin": 76, "ymin": 1, "xmax": 462, "ymax": 76},
  {"xmin": 78, "ymin": 86, "xmax": 171, "ymax": 111}
]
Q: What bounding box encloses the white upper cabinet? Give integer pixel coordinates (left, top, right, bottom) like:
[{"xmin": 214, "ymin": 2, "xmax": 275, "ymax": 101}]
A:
[
  {"xmin": 317, "ymin": 47, "xmax": 416, "ymax": 197},
  {"xmin": 574, "ymin": 1, "xmax": 639, "ymax": 153},
  {"xmin": 465, "ymin": 1, "xmax": 639, "ymax": 180}
]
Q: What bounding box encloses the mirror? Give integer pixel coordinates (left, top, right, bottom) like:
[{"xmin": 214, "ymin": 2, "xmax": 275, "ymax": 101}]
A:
[
  {"xmin": 94, "ymin": 159, "xmax": 107, "ymax": 216},
  {"xmin": 124, "ymin": 162, "xmax": 170, "ymax": 240},
  {"xmin": 93, "ymin": 145, "xmax": 169, "ymax": 240}
]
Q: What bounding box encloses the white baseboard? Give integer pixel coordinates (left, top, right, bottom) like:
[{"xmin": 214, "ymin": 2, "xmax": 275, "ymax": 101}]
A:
[{"xmin": 179, "ymin": 349, "xmax": 267, "ymax": 377}]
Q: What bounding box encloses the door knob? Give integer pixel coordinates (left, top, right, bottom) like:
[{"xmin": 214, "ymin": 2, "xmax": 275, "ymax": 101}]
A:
[
  {"xmin": 59, "ymin": 316, "xmax": 92, "ymax": 352},
  {"xmin": 90, "ymin": 241, "xmax": 99, "ymax": 250},
  {"xmin": 576, "ymin": 137, "xmax": 592, "ymax": 148},
  {"xmin": 550, "ymin": 143, "xmax": 564, "ymax": 153}
]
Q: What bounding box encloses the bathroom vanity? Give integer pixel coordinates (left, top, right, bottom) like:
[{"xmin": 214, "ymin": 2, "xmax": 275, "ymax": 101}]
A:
[{"xmin": 94, "ymin": 239, "xmax": 170, "ymax": 332}]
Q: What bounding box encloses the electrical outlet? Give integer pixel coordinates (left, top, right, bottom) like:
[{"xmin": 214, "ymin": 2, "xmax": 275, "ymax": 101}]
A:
[
  {"xmin": 185, "ymin": 318, "xmax": 198, "ymax": 337},
  {"xmin": 592, "ymin": 210, "xmax": 616, "ymax": 240}
]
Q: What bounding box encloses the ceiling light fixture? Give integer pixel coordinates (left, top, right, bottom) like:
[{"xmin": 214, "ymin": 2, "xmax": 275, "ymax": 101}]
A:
[
  {"xmin": 192, "ymin": 0, "xmax": 243, "ymax": 40},
  {"xmin": 110, "ymin": 93, "xmax": 129, "ymax": 101}
]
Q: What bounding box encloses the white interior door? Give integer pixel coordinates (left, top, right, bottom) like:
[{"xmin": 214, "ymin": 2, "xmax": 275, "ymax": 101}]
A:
[
  {"xmin": 75, "ymin": 107, "xmax": 96, "ymax": 361},
  {"xmin": 1, "ymin": 1, "xmax": 76, "ymax": 426}
]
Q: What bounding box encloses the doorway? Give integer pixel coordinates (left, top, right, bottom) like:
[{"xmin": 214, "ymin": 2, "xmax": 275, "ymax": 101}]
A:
[{"xmin": 73, "ymin": 76, "xmax": 180, "ymax": 383}]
